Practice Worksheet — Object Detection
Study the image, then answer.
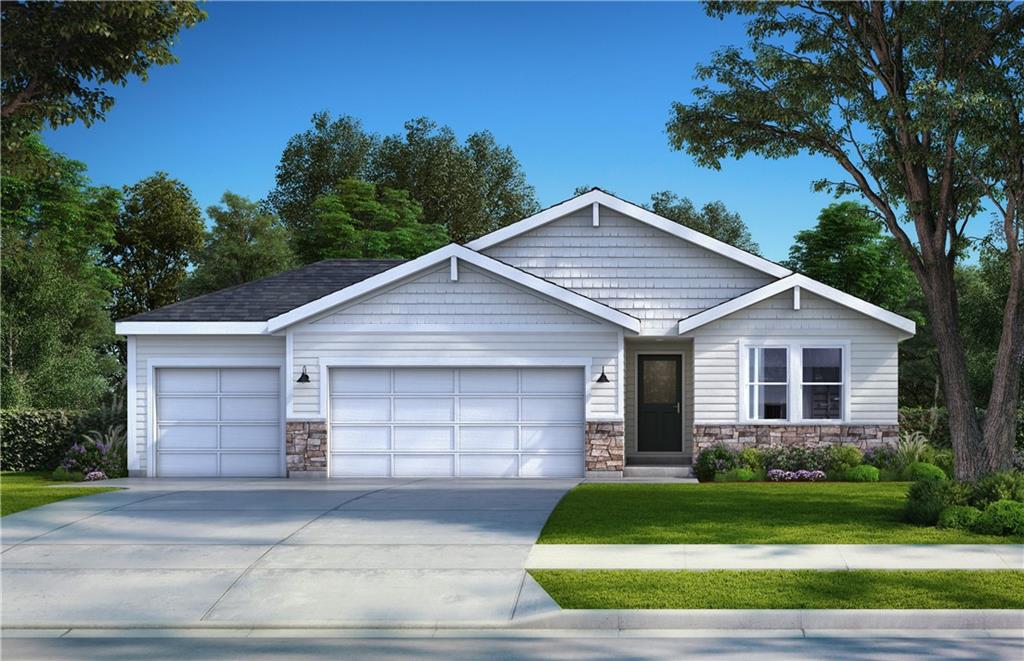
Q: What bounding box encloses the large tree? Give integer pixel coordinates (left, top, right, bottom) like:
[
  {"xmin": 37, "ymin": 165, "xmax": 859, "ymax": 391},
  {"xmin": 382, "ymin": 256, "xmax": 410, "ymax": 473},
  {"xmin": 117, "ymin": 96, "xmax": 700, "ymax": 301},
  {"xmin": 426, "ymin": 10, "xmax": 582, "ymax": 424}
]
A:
[
  {"xmin": 104, "ymin": 173, "xmax": 205, "ymax": 319},
  {"xmin": 300, "ymin": 179, "xmax": 448, "ymax": 263},
  {"xmin": 0, "ymin": 1, "xmax": 205, "ymax": 151},
  {"xmin": 667, "ymin": 2, "xmax": 1023, "ymax": 479},
  {"xmin": 1, "ymin": 136, "xmax": 121, "ymax": 408},
  {"xmin": 649, "ymin": 190, "xmax": 761, "ymax": 254},
  {"xmin": 182, "ymin": 192, "xmax": 295, "ymax": 298}
]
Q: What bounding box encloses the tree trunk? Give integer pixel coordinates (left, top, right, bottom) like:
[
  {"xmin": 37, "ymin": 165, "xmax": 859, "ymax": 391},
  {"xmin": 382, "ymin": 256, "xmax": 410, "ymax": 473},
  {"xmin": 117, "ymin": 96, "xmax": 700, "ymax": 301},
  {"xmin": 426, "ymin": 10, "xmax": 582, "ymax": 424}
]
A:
[{"xmin": 981, "ymin": 251, "xmax": 1024, "ymax": 473}]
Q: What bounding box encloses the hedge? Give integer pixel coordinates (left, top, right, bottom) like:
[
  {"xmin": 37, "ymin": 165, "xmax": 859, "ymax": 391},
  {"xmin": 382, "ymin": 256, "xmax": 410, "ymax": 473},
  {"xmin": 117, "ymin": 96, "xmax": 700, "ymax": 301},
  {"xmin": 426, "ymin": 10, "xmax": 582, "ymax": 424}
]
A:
[{"xmin": 0, "ymin": 410, "xmax": 89, "ymax": 472}]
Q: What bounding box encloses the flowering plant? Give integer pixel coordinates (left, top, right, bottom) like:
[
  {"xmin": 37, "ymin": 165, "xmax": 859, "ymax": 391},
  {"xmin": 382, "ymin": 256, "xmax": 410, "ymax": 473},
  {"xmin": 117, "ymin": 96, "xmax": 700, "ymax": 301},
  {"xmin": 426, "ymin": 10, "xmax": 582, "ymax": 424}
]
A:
[
  {"xmin": 60, "ymin": 425, "xmax": 127, "ymax": 478},
  {"xmin": 84, "ymin": 471, "xmax": 108, "ymax": 481},
  {"xmin": 767, "ymin": 468, "xmax": 826, "ymax": 482}
]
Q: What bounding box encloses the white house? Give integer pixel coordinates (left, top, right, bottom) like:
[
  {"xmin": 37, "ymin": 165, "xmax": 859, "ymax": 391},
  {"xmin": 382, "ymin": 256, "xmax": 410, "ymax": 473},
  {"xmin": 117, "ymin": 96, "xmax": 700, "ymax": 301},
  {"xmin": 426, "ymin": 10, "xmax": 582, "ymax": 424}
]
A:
[{"xmin": 115, "ymin": 189, "xmax": 914, "ymax": 478}]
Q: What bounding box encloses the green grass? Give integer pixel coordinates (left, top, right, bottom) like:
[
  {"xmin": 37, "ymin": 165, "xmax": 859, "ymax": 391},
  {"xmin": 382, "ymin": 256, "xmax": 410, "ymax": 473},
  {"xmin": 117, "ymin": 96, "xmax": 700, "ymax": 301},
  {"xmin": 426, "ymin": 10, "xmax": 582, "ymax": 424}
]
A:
[
  {"xmin": 1, "ymin": 471, "xmax": 119, "ymax": 516},
  {"xmin": 531, "ymin": 570, "xmax": 1024, "ymax": 609},
  {"xmin": 538, "ymin": 482, "xmax": 1023, "ymax": 544}
]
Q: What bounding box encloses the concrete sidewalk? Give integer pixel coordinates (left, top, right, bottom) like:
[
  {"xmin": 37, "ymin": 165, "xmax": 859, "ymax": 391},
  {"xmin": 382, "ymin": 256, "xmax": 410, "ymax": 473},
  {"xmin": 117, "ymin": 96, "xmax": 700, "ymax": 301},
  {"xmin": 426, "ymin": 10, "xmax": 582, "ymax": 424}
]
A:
[{"xmin": 526, "ymin": 544, "xmax": 1024, "ymax": 570}]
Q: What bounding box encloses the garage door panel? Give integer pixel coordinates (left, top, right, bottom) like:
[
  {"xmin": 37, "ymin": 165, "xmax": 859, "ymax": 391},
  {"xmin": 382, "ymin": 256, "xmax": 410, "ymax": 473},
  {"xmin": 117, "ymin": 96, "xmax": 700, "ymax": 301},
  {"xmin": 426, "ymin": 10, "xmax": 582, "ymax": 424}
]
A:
[
  {"xmin": 157, "ymin": 453, "xmax": 218, "ymax": 477},
  {"xmin": 159, "ymin": 397, "xmax": 218, "ymax": 421},
  {"xmin": 394, "ymin": 368, "xmax": 454, "ymax": 393},
  {"xmin": 459, "ymin": 397, "xmax": 517, "ymax": 422},
  {"xmin": 460, "ymin": 454, "xmax": 518, "ymax": 477},
  {"xmin": 332, "ymin": 368, "xmax": 389, "ymax": 394},
  {"xmin": 459, "ymin": 369, "xmax": 517, "ymax": 393},
  {"xmin": 332, "ymin": 397, "xmax": 390, "ymax": 422},
  {"xmin": 220, "ymin": 452, "xmax": 280, "ymax": 477},
  {"xmin": 521, "ymin": 368, "xmax": 582, "ymax": 394},
  {"xmin": 221, "ymin": 396, "xmax": 279, "ymax": 422},
  {"xmin": 220, "ymin": 424, "xmax": 279, "ymax": 449},
  {"xmin": 220, "ymin": 368, "xmax": 278, "ymax": 393},
  {"xmin": 521, "ymin": 425, "xmax": 584, "ymax": 450},
  {"xmin": 332, "ymin": 425, "xmax": 390, "ymax": 450},
  {"xmin": 394, "ymin": 454, "xmax": 454, "ymax": 477},
  {"xmin": 520, "ymin": 454, "xmax": 583, "ymax": 477},
  {"xmin": 460, "ymin": 426, "xmax": 517, "ymax": 450},
  {"xmin": 158, "ymin": 369, "xmax": 218, "ymax": 393},
  {"xmin": 394, "ymin": 398, "xmax": 454, "ymax": 422},
  {"xmin": 393, "ymin": 426, "xmax": 453, "ymax": 450},
  {"xmin": 158, "ymin": 425, "xmax": 218, "ymax": 450},
  {"xmin": 333, "ymin": 454, "xmax": 390, "ymax": 477},
  {"xmin": 521, "ymin": 397, "xmax": 584, "ymax": 422}
]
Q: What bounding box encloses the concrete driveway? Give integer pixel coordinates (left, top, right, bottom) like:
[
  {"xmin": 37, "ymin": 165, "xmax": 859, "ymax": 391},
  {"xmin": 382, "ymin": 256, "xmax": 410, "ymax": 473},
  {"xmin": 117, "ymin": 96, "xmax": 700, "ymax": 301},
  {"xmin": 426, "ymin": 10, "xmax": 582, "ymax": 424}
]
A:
[{"xmin": 1, "ymin": 478, "xmax": 576, "ymax": 628}]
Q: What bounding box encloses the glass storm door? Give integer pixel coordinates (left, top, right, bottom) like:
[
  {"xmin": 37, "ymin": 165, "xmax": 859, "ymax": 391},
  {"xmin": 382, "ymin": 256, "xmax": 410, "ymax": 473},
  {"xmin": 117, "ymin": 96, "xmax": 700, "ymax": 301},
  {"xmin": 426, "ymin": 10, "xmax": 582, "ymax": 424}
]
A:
[{"xmin": 637, "ymin": 355, "xmax": 682, "ymax": 452}]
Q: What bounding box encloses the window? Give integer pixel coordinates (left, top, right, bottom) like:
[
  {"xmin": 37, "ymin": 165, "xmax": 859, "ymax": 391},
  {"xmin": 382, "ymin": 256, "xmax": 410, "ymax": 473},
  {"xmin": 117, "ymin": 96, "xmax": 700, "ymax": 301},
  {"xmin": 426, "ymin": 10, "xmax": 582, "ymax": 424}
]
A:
[
  {"xmin": 742, "ymin": 342, "xmax": 846, "ymax": 422},
  {"xmin": 802, "ymin": 348, "xmax": 843, "ymax": 419},
  {"xmin": 747, "ymin": 347, "xmax": 788, "ymax": 420}
]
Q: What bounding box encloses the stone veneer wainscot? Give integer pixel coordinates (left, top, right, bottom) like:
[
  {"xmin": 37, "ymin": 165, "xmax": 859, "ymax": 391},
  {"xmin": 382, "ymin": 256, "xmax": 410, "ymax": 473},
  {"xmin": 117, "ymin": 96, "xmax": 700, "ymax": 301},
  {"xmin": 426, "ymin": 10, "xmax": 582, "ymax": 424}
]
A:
[
  {"xmin": 286, "ymin": 421, "xmax": 328, "ymax": 477},
  {"xmin": 693, "ymin": 424, "xmax": 900, "ymax": 452},
  {"xmin": 586, "ymin": 420, "xmax": 625, "ymax": 475}
]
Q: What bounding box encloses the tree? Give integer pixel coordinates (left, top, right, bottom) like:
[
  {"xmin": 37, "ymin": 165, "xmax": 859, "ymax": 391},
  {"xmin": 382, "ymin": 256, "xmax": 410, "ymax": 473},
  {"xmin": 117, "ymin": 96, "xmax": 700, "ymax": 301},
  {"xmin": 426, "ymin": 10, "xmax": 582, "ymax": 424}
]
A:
[
  {"xmin": 785, "ymin": 202, "xmax": 914, "ymax": 310},
  {"xmin": 266, "ymin": 112, "xmax": 378, "ymax": 252},
  {"xmin": 0, "ymin": 1, "xmax": 205, "ymax": 150},
  {"xmin": 649, "ymin": 191, "xmax": 761, "ymax": 254},
  {"xmin": 181, "ymin": 193, "xmax": 295, "ymax": 298},
  {"xmin": 667, "ymin": 2, "xmax": 1024, "ymax": 479},
  {"xmin": 299, "ymin": 179, "xmax": 448, "ymax": 263},
  {"xmin": 104, "ymin": 173, "xmax": 204, "ymax": 319},
  {"xmin": 1, "ymin": 136, "xmax": 121, "ymax": 408}
]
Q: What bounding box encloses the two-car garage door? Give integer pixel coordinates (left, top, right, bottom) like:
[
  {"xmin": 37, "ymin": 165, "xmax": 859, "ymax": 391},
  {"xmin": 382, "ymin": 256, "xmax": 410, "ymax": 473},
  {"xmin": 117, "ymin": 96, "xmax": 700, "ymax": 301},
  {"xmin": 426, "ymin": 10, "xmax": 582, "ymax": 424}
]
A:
[{"xmin": 329, "ymin": 367, "xmax": 585, "ymax": 478}]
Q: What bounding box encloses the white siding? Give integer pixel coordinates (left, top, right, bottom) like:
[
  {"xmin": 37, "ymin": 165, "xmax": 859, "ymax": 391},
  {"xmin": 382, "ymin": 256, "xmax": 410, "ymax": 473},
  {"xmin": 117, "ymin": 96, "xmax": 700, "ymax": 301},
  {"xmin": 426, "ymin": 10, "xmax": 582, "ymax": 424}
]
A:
[
  {"xmin": 691, "ymin": 291, "xmax": 902, "ymax": 424},
  {"xmin": 624, "ymin": 339, "xmax": 694, "ymax": 458},
  {"xmin": 483, "ymin": 207, "xmax": 775, "ymax": 333},
  {"xmin": 291, "ymin": 263, "xmax": 621, "ymax": 420},
  {"xmin": 131, "ymin": 335, "xmax": 286, "ymax": 473}
]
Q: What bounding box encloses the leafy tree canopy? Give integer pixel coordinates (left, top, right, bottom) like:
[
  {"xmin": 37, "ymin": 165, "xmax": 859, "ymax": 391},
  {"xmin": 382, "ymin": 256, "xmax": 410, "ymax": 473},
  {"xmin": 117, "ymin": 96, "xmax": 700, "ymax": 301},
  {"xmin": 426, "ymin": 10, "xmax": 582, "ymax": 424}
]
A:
[
  {"xmin": 649, "ymin": 190, "xmax": 761, "ymax": 255},
  {"xmin": 104, "ymin": 172, "xmax": 205, "ymax": 320},
  {"xmin": 1, "ymin": 1, "xmax": 206, "ymax": 150},
  {"xmin": 181, "ymin": 192, "xmax": 295, "ymax": 299},
  {"xmin": 303, "ymin": 179, "xmax": 449, "ymax": 262}
]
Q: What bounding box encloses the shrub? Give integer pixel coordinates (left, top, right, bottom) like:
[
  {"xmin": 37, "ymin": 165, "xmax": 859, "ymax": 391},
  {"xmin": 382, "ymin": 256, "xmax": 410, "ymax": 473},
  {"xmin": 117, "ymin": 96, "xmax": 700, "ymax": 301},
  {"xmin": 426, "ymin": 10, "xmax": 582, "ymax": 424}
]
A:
[
  {"xmin": 894, "ymin": 430, "xmax": 929, "ymax": 470},
  {"xmin": 50, "ymin": 466, "xmax": 84, "ymax": 482},
  {"xmin": 60, "ymin": 424, "xmax": 127, "ymax": 478},
  {"xmin": 766, "ymin": 469, "xmax": 826, "ymax": 482},
  {"xmin": 904, "ymin": 462, "xmax": 947, "ymax": 482},
  {"xmin": 826, "ymin": 445, "xmax": 863, "ymax": 474},
  {"xmin": 84, "ymin": 470, "xmax": 108, "ymax": 481},
  {"xmin": 845, "ymin": 465, "xmax": 880, "ymax": 482},
  {"xmin": 937, "ymin": 505, "xmax": 982, "ymax": 531},
  {"xmin": 904, "ymin": 479, "xmax": 971, "ymax": 525},
  {"xmin": 736, "ymin": 447, "xmax": 763, "ymax": 472},
  {"xmin": 695, "ymin": 444, "xmax": 736, "ymax": 482},
  {"xmin": 715, "ymin": 467, "xmax": 756, "ymax": 482},
  {"xmin": 971, "ymin": 500, "xmax": 1024, "ymax": 536},
  {"xmin": 0, "ymin": 410, "xmax": 86, "ymax": 472},
  {"xmin": 863, "ymin": 445, "xmax": 900, "ymax": 471},
  {"xmin": 970, "ymin": 471, "xmax": 1024, "ymax": 509},
  {"xmin": 921, "ymin": 447, "xmax": 954, "ymax": 478},
  {"xmin": 761, "ymin": 446, "xmax": 830, "ymax": 472},
  {"xmin": 898, "ymin": 407, "xmax": 951, "ymax": 449}
]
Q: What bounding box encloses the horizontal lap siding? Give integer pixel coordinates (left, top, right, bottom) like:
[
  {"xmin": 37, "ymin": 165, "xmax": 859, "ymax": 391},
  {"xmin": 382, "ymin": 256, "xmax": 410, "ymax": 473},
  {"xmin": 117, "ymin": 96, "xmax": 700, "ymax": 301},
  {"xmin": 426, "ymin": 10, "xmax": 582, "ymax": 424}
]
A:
[
  {"xmin": 483, "ymin": 208, "xmax": 775, "ymax": 333},
  {"xmin": 133, "ymin": 335, "xmax": 286, "ymax": 472},
  {"xmin": 691, "ymin": 291, "xmax": 902, "ymax": 424}
]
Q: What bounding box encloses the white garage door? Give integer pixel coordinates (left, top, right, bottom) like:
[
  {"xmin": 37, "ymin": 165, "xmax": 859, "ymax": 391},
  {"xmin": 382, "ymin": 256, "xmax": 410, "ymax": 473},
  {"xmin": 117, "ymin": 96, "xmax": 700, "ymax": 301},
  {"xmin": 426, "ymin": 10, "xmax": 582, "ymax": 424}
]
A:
[
  {"xmin": 329, "ymin": 367, "xmax": 584, "ymax": 478},
  {"xmin": 154, "ymin": 368, "xmax": 282, "ymax": 477}
]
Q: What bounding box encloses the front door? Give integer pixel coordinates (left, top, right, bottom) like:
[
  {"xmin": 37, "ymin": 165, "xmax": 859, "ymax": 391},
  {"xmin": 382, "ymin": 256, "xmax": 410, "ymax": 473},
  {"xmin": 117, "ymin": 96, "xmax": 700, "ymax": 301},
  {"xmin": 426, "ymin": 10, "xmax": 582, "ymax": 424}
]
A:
[{"xmin": 637, "ymin": 355, "xmax": 682, "ymax": 452}]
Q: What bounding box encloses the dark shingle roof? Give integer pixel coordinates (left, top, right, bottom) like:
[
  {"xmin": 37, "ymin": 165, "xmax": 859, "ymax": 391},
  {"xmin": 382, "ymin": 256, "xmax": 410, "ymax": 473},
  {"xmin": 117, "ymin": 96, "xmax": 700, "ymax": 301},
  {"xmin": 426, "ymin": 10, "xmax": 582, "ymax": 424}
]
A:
[{"xmin": 122, "ymin": 259, "xmax": 405, "ymax": 322}]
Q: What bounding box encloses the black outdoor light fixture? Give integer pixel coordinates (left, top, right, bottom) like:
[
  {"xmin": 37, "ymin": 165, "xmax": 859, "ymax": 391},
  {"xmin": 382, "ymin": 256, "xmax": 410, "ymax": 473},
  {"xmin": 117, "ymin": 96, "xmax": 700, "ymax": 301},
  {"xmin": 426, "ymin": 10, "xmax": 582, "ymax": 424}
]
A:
[
  {"xmin": 296, "ymin": 366, "xmax": 310, "ymax": 383},
  {"xmin": 596, "ymin": 366, "xmax": 610, "ymax": 383}
]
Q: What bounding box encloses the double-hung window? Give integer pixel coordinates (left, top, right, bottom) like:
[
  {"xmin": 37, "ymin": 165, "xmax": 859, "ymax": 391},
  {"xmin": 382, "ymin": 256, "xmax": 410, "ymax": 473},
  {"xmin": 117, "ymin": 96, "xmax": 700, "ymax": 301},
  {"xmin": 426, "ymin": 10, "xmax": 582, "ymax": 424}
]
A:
[{"xmin": 742, "ymin": 342, "xmax": 846, "ymax": 422}]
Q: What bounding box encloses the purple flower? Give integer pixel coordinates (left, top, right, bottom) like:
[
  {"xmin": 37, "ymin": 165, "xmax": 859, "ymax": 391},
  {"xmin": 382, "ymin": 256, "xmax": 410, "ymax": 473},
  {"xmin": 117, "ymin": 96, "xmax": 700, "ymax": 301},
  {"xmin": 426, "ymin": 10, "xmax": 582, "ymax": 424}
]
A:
[{"xmin": 84, "ymin": 471, "xmax": 107, "ymax": 481}]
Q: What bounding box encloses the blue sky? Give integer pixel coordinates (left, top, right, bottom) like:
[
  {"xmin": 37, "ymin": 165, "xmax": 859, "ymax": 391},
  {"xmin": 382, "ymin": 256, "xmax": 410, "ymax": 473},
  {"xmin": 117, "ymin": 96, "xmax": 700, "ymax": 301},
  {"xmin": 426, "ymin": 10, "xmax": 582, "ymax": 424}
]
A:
[{"xmin": 43, "ymin": 1, "xmax": 853, "ymax": 261}]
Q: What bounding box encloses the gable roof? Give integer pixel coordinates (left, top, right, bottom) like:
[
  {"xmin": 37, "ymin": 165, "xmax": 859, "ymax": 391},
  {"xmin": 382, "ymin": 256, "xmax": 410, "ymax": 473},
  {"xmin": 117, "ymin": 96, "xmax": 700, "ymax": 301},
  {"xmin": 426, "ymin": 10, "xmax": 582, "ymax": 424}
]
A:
[
  {"xmin": 266, "ymin": 244, "xmax": 641, "ymax": 333},
  {"xmin": 466, "ymin": 188, "xmax": 793, "ymax": 279},
  {"xmin": 676, "ymin": 273, "xmax": 917, "ymax": 336}
]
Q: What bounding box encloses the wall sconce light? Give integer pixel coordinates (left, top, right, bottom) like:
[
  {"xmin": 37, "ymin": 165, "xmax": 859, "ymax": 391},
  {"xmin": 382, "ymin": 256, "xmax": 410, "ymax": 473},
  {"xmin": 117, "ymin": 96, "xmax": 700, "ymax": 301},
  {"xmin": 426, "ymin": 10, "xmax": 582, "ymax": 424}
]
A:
[
  {"xmin": 296, "ymin": 366, "xmax": 310, "ymax": 383},
  {"xmin": 596, "ymin": 367, "xmax": 610, "ymax": 383}
]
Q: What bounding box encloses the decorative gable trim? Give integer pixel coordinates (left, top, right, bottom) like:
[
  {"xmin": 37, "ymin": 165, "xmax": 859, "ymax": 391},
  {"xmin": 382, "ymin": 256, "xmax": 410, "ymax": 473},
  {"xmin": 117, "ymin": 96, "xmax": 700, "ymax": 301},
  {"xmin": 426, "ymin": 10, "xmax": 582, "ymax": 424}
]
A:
[
  {"xmin": 266, "ymin": 244, "xmax": 642, "ymax": 333},
  {"xmin": 466, "ymin": 189, "xmax": 792, "ymax": 279},
  {"xmin": 676, "ymin": 274, "xmax": 916, "ymax": 336}
]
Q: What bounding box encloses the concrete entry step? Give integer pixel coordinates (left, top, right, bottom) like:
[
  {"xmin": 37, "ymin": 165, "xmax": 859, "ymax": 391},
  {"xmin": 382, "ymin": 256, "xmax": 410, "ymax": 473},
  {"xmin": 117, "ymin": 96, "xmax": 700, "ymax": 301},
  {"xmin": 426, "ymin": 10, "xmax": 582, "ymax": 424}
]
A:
[{"xmin": 622, "ymin": 465, "xmax": 695, "ymax": 478}]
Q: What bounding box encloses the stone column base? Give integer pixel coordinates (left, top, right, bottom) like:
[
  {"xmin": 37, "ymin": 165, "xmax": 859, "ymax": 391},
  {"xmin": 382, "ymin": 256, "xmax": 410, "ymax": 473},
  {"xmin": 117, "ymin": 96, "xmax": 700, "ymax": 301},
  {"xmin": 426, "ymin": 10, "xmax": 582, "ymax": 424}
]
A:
[
  {"xmin": 286, "ymin": 421, "xmax": 328, "ymax": 478},
  {"xmin": 586, "ymin": 420, "xmax": 624, "ymax": 476}
]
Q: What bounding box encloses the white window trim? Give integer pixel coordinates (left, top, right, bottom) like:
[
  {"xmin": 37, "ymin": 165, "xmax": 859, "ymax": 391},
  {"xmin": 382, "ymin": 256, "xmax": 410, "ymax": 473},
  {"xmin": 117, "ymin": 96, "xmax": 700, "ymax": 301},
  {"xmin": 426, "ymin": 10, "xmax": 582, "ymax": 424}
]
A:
[{"xmin": 738, "ymin": 339, "xmax": 851, "ymax": 424}]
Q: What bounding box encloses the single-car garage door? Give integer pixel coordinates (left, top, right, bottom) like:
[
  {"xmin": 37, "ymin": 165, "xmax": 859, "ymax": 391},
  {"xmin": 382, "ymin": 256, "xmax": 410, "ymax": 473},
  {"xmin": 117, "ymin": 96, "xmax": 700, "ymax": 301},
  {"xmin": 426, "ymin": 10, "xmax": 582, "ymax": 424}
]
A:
[
  {"xmin": 329, "ymin": 367, "xmax": 584, "ymax": 478},
  {"xmin": 154, "ymin": 367, "xmax": 282, "ymax": 477}
]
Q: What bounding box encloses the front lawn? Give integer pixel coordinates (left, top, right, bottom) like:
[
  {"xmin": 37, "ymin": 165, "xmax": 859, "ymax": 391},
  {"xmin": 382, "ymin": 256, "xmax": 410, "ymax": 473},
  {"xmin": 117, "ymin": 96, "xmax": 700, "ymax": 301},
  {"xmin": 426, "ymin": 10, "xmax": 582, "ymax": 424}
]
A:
[
  {"xmin": 1, "ymin": 472, "xmax": 119, "ymax": 516},
  {"xmin": 538, "ymin": 482, "xmax": 1022, "ymax": 544},
  {"xmin": 531, "ymin": 569, "xmax": 1024, "ymax": 609}
]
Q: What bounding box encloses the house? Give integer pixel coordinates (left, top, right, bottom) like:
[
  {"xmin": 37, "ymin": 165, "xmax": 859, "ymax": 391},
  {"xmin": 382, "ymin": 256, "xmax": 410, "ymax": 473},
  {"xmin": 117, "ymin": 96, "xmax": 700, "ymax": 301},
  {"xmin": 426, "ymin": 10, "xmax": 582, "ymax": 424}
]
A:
[{"xmin": 115, "ymin": 189, "xmax": 914, "ymax": 479}]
